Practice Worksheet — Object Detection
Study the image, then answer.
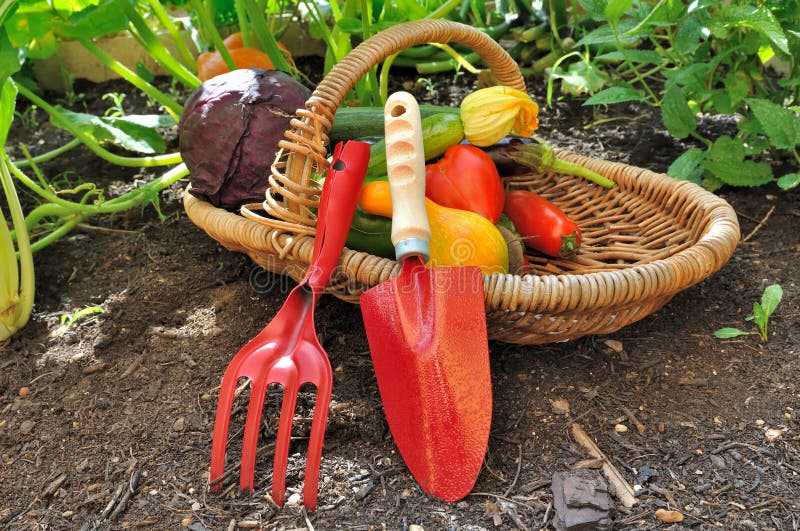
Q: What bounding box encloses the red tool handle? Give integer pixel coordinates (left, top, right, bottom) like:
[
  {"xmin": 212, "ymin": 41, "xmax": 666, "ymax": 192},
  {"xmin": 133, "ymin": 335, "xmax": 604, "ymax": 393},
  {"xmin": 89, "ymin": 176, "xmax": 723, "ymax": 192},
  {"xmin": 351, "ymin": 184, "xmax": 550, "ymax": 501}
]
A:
[{"xmin": 302, "ymin": 140, "xmax": 370, "ymax": 296}]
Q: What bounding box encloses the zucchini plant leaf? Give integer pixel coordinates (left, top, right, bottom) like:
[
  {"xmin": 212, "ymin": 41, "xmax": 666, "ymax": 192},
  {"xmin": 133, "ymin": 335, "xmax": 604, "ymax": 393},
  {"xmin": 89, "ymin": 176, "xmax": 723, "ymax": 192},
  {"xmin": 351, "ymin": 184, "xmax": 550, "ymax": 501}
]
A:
[
  {"xmin": 667, "ymin": 148, "xmax": 704, "ymax": 184},
  {"xmin": 52, "ymin": 109, "xmax": 176, "ymax": 154},
  {"xmin": 0, "ymin": 78, "xmax": 17, "ymax": 145},
  {"xmin": 661, "ymin": 85, "xmax": 696, "ymax": 139},
  {"xmin": 53, "ymin": 0, "xmax": 134, "ymax": 39},
  {"xmin": 0, "ymin": 28, "xmax": 20, "ymax": 85},
  {"xmin": 702, "ymin": 136, "xmax": 773, "ymax": 187},
  {"xmin": 747, "ymin": 98, "xmax": 800, "ymax": 149},
  {"xmin": 714, "ymin": 327, "xmax": 751, "ymax": 339},
  {"xmin": 584, "ymin": 86, "xmax": 645, "ymax": 105}
]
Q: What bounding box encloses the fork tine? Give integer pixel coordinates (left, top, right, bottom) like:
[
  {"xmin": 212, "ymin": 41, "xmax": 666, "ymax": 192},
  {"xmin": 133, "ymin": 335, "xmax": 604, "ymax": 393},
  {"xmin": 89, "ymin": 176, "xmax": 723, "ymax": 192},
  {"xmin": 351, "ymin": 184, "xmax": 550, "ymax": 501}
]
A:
[
  {"xmin": 271, "ymin": 373, "xmax": 300, "ymax": 507},
  {"xmin": 210, "ymin": 367, "xmax": 247, "ymax": 490},
  {"xmin": 239, "ymin": 373, "xmax": 271, "ymax": 494},
  {"xmin": 303, "ymin": 375, "xmax": 332, "ymax": 510}
]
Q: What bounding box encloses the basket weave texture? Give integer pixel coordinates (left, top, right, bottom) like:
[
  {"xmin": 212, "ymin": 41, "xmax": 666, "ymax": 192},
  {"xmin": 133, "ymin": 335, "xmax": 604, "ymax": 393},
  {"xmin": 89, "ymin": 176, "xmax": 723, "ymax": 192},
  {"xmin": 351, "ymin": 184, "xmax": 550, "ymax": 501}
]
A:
[{"xmin": 183, "ymin": 20, "xmax": 741, "ymax": 345}]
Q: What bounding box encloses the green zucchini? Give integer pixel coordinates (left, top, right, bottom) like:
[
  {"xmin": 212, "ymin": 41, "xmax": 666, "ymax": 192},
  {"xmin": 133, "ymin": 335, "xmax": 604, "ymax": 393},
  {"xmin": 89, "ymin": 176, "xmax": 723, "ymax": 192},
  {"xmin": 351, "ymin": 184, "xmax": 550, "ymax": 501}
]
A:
[
  {"xmin": 329, "ymin": 104, "xmax": 460, "ymax": 144},
  {"xmin": 365, "ymin": 112, "xmax": 465, "ymax": 177}
]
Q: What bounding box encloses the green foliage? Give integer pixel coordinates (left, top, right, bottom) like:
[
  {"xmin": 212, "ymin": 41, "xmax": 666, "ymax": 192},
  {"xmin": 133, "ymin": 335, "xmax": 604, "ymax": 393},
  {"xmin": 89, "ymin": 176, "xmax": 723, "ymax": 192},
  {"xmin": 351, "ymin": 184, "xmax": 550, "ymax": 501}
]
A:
[
  {"xmin": 562, "ymin": 0, "xmax": 800, "ymax": 190},
  {"xmin": 715, "ymin": 284, "xmax": 783, "ymax": 341}
]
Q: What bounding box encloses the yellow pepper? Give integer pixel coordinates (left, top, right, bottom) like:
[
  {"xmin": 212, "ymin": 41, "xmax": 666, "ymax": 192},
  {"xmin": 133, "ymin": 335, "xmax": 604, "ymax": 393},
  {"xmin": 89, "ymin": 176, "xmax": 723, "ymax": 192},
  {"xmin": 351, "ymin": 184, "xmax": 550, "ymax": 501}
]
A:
[{"xmin": 460, "ymin": 86, "xmax": 539, "ymax": 147}]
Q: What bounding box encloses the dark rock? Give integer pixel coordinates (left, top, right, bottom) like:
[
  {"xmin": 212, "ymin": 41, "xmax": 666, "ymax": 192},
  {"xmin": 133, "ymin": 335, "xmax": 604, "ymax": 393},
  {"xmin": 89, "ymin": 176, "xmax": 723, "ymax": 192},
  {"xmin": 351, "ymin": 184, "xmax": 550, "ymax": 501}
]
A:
[{"xmin": 552, "ymin": 469, "xmax": 615, "ymax": 530}]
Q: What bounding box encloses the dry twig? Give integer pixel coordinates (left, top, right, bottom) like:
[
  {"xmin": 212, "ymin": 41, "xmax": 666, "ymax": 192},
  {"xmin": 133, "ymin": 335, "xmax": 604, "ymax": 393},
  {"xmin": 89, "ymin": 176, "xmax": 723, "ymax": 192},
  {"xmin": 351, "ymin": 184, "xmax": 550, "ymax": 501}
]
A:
[{"xmin": 571, "ymin": 423, "xmax": 638, "ymax": 507}]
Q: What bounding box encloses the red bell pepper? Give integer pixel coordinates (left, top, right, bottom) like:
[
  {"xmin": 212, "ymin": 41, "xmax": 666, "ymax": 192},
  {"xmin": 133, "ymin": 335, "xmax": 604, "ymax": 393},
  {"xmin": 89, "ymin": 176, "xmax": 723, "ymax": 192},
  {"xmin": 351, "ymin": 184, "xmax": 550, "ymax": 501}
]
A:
[
  {"xmin": 504, "ymin": 190, "xmax": 582, "ymax": 257},
  {"xmin": 425, "ymin": 144, "xmax": 505, "ymax": 224}
]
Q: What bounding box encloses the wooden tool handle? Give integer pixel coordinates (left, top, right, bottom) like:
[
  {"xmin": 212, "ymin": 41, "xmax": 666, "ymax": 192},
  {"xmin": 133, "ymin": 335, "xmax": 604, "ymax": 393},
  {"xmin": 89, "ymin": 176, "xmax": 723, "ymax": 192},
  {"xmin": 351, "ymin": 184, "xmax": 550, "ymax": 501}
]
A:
[{"xmin": 384, "ymin": 91, "xmax": 431, "ymax": 262}]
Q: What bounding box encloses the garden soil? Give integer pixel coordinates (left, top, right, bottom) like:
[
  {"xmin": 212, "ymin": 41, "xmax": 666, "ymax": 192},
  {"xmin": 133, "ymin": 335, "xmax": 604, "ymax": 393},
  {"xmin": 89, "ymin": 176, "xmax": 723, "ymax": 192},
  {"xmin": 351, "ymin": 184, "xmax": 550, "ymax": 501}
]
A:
[{"xmin": 1, "ymin": 64, "xmax": 799, "ymax": 530}]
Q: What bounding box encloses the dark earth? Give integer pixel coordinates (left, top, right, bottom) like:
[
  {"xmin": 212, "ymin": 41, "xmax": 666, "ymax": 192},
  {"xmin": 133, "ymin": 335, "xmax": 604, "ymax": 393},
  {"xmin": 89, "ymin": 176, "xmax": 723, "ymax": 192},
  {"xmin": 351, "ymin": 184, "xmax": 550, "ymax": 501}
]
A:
[{"xmin": 1, "ymin": 57, "xmax": 799, "ymax": 530}]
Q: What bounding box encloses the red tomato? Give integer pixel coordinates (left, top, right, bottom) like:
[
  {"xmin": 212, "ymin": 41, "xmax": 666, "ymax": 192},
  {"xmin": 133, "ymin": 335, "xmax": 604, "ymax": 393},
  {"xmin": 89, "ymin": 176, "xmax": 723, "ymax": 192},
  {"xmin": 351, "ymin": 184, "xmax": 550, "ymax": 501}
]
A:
[
  {"xmin": 504, "ymin": 190, "xmax": 582, "ymax": 257},
  {"xmin": 425, "ymin": 144, "xmax": 505, "ymax": 223}
]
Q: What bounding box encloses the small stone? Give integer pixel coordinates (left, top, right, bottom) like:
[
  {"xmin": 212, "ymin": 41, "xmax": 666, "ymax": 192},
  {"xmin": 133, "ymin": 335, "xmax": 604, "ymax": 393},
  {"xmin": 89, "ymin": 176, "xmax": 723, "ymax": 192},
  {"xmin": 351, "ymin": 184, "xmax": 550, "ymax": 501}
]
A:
[
  {"xmin": 181, "ymin": 516, "xmax": 193, "ymax": 527},
  {"xmin": 765, "ymin": 428, "xmax": 782, "ymax": 442},
  {"xmin": 654, "ymin": 509, "xmax": 684, "ymax": 523},
  {"xmin": 190, "ymin": 501, "xmax": 201, "ymax": 511},
  {"xmin": 400, "ymin": 489, "xmax": 412, "ymax": 499},
  {"xmin": 62, "ymin": 510, "xmax": 74, "ymax": 518},
  {"xmin": 408, "ymin": 525, "xmax": 424, "ymax": 531},
  {"xmin": 286, "ymin": 492, "xmax": 302, "ymax": 506},
  {"xmin": 755, "ymin": 419, "xmax": 765, "ymax": 427},
  {"xmin": 551, "ymin": 398, "xmax": 570, "ymax": 416},
  {"xmin": 76, "ymin": 458, "xmax": 90, "ymax": 473},
  {"xmin": 20, "ymin": 420, "xmax": 36, "ymax": 435},
  {"xmin": 203, "ymin": 326, "xmax": 223, "ymax": 337},
  {"xmin": 18, "ymin": 386, "xmax": 30, "ymax": 398},
  {"xmin": 173, "ymin": 417, "xmax": 186, "ymax": 432},
  {"xmin": 709, "ymin": 455, "xmax": 726, "ymax": 469},
  {"xmin": 614, "ymin": 423, "xmax": 628, "ymax": 433},
  {"xmin": 603, "ymin": 339, "xmax": 623, "ymax": 353},
  {"xmin": 657, "ymin": 422, "xmax": 666, "ymax": 433},
  {"xmin": 492, "ymin": 513, "xmax": 503, "ymax": 526}
]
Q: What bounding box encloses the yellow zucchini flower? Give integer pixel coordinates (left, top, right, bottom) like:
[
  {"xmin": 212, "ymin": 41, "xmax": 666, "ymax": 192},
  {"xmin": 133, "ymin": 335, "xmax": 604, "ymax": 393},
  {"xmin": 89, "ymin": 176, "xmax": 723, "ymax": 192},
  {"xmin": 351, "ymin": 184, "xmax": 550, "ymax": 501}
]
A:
[{"xmin": 460, "ymin": 86, "xmax": 539, "ymax": 147}]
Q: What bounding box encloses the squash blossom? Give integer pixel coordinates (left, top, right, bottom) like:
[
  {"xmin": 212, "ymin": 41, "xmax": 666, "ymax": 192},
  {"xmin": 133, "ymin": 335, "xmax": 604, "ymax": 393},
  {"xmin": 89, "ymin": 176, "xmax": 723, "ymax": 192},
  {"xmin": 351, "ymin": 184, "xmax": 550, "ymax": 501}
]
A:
[{"xmin": 460, "ymin": 86, "xmax": 539, "ymax": 147}]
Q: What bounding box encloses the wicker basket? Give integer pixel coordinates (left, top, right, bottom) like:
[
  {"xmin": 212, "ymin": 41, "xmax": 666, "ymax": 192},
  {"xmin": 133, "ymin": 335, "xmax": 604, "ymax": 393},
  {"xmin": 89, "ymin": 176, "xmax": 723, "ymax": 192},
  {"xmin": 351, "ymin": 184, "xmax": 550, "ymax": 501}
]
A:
[{"xmin": 183, "ymin": 20, "xmax": 740, "ymax": 345}]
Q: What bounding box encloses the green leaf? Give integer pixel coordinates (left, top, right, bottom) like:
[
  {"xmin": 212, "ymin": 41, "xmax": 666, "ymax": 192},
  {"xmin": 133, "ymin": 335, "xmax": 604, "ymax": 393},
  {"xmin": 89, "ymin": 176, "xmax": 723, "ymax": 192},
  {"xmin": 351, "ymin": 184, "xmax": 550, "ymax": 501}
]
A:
[
  {"xmin": 0, "ymin": 27, "xmax": 22, "ymax": 83},
  {"xmin": 661, "ymin": 85, "xmax": 696, "ymax": 139},
  {"xmin": 577, "ymin": 0, "xmax": 607, "ymax": 21},
  {"xmin": 722, "ymin": 5, "xmax": 789, "ymax": 55},
  {"xmin": 777, "ymin": 172, "xmax": 800, "ymax": 190},
  {"xmin": 674, "ymin": 14, "xmax": 704, "ymax": 55},
  {"xmin": 714, "ymin": 327, "xmax": 751, "ymax": 339},
  {"xmin": 746, "ymin": 98, "xmax": 800, "ymax": 149},
  {"xmin": 54, "ymin": 0, "xmax": 134, "ymax": 39},
  {"xmin": 52, "ymin": 109, "xmax": 175, "ymax": 154},
  {"xmin": 604, "ymin": 0, "xmax": 632, "ymax": 23},
  {"xmin": 555, "ymin": 60, "xmax": 607, "ymax": 97},
  {"xmin": 583, "ymin": 86, "xmax": 645, "ymax": 105},
  {"xmin": 667, "ymin": 148, "xmax": 705, "ymax": 184},
  {"xmin": 702, "ymin": 136, "xmax": 774, "ymax": 187},
  {"xmin": 0, "ymin": 78, "xmax": 17, "ymax": 145},
  {"xmin": 595, "ymin": 49, "xmax": 663, "ymax": 65},
  {"xmin": 711, "ymin": 71, "xmax": 750, "ymax": 114},
  {"xmin": 751, "ymin": 302, "xmax": 766, "ymax": 328},
  {"xmin": 575, "ymin": 20, "xmax": 640, "ymax": 47},
  {"xmin": 760, "ymin": 284, "xmax": 783, "ymax": 319}
]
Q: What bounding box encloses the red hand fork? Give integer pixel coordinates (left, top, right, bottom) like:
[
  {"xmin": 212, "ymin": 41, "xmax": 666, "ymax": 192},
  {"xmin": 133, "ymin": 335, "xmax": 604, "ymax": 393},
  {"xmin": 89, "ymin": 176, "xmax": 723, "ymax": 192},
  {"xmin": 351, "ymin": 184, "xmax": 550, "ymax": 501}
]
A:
[{"xmin": 209, "ymin": 141, "xmax": 369, "ymax": 509}]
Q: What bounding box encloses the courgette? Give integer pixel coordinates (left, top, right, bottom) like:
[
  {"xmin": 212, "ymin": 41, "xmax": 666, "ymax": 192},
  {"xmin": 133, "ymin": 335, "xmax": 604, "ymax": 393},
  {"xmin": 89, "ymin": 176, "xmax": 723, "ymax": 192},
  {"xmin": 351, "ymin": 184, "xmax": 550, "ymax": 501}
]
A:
[
  {"xmin": 365, "ymin": 112, "xmax": 465, "ymax": 177},
  {"xmin": 329, "ymin": 104, "xmax": 459, "ymax": 143}
]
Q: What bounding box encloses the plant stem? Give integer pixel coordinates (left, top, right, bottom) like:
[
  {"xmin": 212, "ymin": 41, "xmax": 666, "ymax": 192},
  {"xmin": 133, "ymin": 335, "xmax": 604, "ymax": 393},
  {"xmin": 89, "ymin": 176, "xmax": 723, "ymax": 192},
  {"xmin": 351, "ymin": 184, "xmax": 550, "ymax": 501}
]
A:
[
  {"xmin": 188, "ymin": 0, "xmax": 236, "ymax": 71},
  {"xmin": 610, "ymin": 21, "xmax": 659, "ymax": 105},
  {"xmin": 123, "ymin": 2, "xmax": 203, "ymax": 88},
  {"xmin": 146, "ymin": 0, "xmax": 197, "ymax": 70},
  {"xmin": 76, "ymin": 37, "xmax": 184, "ymax": 117},
  {"xmin": 426, "ymin": 0, "xmax": 463, "ymax": 19},
  {"xmin": 12, "ymin": 138, "xmax": 81, "ymax": 168},
  {"xmin": 0, "ymin": 151, "xmax": 33, "ymax": 337}
]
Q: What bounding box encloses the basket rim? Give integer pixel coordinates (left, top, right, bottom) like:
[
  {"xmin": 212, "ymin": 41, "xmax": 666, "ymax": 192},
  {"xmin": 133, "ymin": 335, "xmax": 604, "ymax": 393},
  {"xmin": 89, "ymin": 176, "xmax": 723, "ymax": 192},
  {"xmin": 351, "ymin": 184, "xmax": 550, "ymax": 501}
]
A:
[{"xmin": 183, "ymin": 148, "xmax": 741, "ymax": 315}]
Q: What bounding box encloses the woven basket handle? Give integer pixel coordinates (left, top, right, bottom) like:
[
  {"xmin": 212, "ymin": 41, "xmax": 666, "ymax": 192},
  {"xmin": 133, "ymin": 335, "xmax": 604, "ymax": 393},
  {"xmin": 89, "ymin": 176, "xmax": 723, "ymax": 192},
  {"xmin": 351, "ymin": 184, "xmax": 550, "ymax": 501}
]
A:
[
  {"xmin": 308, "ymin": 20, "xmax": 525, "ymax": 121},
  {"xmin": 253, "ymin": 19, "xmax": 525, "ymax": 240}
]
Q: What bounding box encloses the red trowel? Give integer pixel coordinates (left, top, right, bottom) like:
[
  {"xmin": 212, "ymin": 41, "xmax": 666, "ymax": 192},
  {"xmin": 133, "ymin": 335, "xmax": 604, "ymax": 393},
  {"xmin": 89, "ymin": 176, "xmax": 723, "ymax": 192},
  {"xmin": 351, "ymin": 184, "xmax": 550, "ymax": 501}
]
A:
[{"xmin": 359, "ymin": 92, "xmax": 492, "ymax": 501}]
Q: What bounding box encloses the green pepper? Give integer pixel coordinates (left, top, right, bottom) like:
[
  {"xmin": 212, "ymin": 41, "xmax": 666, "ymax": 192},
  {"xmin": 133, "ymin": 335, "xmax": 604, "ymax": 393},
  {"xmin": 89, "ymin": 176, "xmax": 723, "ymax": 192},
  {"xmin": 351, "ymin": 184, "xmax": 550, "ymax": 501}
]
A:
[
  {"xmin": 346, "ymin": 207, "xmax": 394, "ymax": 258},
  {"xmin": 313, "ymin": 174, "xmax": 393, "ymax": 258}
]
